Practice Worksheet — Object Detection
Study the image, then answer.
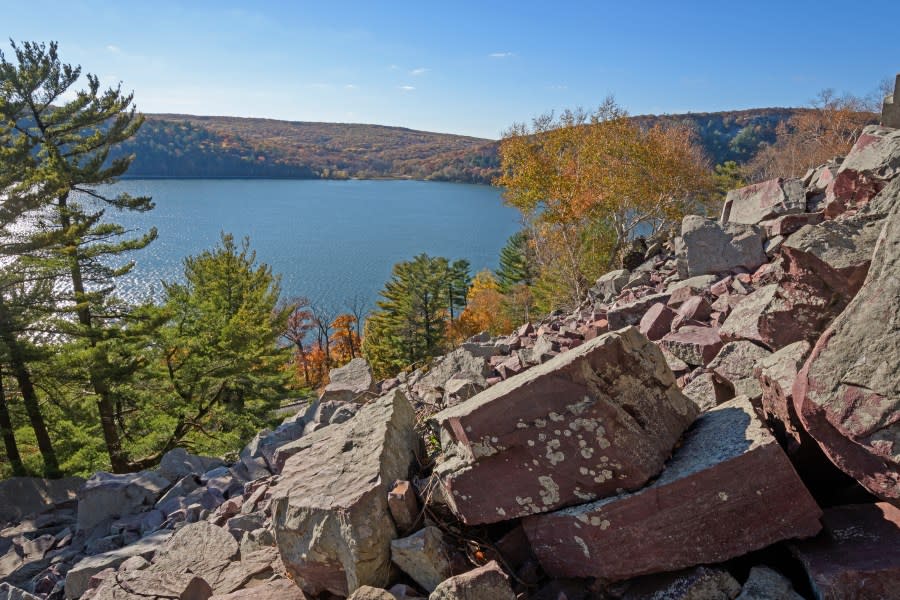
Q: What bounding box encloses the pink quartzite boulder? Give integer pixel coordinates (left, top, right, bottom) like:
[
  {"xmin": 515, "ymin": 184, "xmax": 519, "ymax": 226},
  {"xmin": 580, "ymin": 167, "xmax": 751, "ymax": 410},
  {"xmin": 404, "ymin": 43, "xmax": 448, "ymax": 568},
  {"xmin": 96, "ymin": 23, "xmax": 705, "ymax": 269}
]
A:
[
  {"xmin": 791, "ymin": 503, "xmax": 900, "ymax": 600},
  {"xmin": 793, "ymin": 185, "xmax": 900, "ymax": 502},
  {"xmin": 721, "ymin": 177, "xmax": 806, "ymax": 226},
  {"xmin": 827, "ymin": 125, "xmax": 900, "ymax": 210},
  {"xmin": 638, "ymin": 303, "xmax": 677, "ymax": 341},
  {"xmin": 522, "ymin": 396, "xmax": 822, "ymax": 582},
  {"xmin": 432, "ymin": 327, "xmax": 698, "ymax": 525}
]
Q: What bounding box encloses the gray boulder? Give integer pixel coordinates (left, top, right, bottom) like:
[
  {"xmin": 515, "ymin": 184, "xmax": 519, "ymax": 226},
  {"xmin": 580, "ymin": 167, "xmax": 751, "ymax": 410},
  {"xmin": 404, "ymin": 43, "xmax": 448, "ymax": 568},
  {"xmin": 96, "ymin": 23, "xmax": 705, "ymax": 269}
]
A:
[
  {"xmin": 270, "ymin": 390, "xmax": 419, "ymax": 597},
  {"xmin": 390, "ymin": 527, "xmax": 453, "ymax": 593},
  {"xmin": 589, "ymin": 269, "xmax": 630, "ymax": 303},
  {"xmin": 320, "ymin": 358, "xmax": 376, "ymax": 403},
  {"xmin": 674, "ymin": 216, "xmax": 767, "ymax": 278},
  {"xmin": 0, "ymin": 477, "xmax": 83, "ymax": 525},
  {"xmin": 77, "ymin": 471, "xmax": 171, "ymax": 532},
  {"xmin": 428, "ymin": 561, "xmax": 515, "ymax": 600},
  {"xmin": 159, "ymin": 448, "xmax": 224, "ymax": 482},
  {"xmin": 0, "ymin": 583, "xmax": 40, "ymax": 600},
  {"xmin": 65, "ymin": 530, "xmax": 171, "ymax": 599}
]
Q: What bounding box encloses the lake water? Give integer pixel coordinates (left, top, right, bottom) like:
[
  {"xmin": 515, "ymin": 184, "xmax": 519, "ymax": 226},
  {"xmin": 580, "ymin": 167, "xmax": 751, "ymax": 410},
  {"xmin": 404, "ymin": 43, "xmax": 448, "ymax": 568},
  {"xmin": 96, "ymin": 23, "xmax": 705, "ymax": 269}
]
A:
[{"xmin": 102, "ymin": 179, "xmax": 521, "ymax": 311}]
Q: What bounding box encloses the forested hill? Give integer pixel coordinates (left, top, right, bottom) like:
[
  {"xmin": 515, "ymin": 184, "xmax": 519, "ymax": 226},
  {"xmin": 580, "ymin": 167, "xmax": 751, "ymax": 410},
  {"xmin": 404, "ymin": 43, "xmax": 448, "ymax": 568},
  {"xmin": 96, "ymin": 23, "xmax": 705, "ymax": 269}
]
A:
[{"xmin": 118, "ymin": 108, "xmax": 806, "ymax": 183}]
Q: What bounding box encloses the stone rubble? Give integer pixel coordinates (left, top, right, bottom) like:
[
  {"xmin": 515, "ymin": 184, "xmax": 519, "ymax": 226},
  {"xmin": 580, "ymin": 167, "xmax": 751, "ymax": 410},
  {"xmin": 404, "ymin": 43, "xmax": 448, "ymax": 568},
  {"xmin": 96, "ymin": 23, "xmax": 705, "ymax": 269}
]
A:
[{"xmin": 3, "ymin": 122, "xmax": 899, "ymax": 600}]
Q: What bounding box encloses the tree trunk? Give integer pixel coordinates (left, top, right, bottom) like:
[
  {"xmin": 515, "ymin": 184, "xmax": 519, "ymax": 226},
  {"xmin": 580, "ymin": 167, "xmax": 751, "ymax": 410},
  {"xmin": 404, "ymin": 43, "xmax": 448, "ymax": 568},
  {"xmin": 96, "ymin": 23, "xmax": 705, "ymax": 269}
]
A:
[
  {"xmin": 0, "ymin": 366, "xmax": 26, "ymax": 476},
  {"xmin": 0, "ymin": 305, "xmax": 59, "ymax": 477},
  {"xmin": 58, "ymin": 195, "xmax": 129, "ymax": 473}
]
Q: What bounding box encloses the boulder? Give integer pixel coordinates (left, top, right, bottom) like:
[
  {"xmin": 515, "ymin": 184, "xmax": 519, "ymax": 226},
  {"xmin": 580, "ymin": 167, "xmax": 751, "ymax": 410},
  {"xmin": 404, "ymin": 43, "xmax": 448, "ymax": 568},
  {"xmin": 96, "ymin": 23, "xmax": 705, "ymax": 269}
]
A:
[
  {"xmin": 590, "ymin": 269, "xmax": 630, "ymax": 303},
  {"xmin": 755, "ymin": 341, "xmax": 813, "ymax": 457},
  {"xmin": 638, "ymin": 303, "xmax": 677, "ymax": 341},
  {"xmin": 390, "ymin": 527, "xmax": 453, "ymax": 592},
  {"xmin": 320, "ymin": 358, "xmax": 376, "ymax": 403},
  {"xmin": 681, "ymin": 372, "xmax": 734, "ymax": 412},
  {"xmin": 0, "ymin": 477, "xmax": 83, "ymax": 525},
  {"xmin": 159, "ymin": 448, "xmax": 225, "ymax": 482},
  {"xmin": 718, "ymin": 283, "xmax": 833, "ymax": 351},
  {"xmin": 660, "ymin": 325, "xmax": 723, "ymax": 367},
  {"xmin": 735, "ymin": 566, "xmax": 803, "ymax": 600},
  {"xmin": 417, "ymin": 348, "xmax": 490, "ymax": 393},
  {"xmin": 721, "ymin": 177, "xmax": 805, "ymax": 226},
  {"xmin": 791, "ymin": 503, "xmax": 900, "ymax": 600},
  {"xmin": 207, "ymin": 579, "xmax": 306, "ymax": 600},
  {"xmin": 387, "ymin": 480, "xmax": 419, "ymax": 534},
  {"xmin": 270, "ymin": 390, "xmax": 419, "ymax": 597},
  {"xmin": 433, "ymin": 327, "xmax": 698, "ymax": 525},
  {"xmin": 706, "ymin": 341, "xmax": 771, "ymax": 400},
  {"xmin": 522, "ymin": 396, "xmax": 822, "ymax": 581},
  {"xmin": 149, "ymin": 522, "xmax": 241, "ymax": 592},
  {"xmin": 613, "ymin": 566, "xmax": 741, "ymax": 600},
  {"xmin": 428, "ymin": 561, "xmax": 515, "ymax": 600},
  {"xmin": 667, "ymin": 274, "xmax": 719, "ymax": 296},
  {"xmin": 793, "ymin": 189, "xmax": 900, "ymax": 502},
  {"xmin": 607, "ymin": 292, "xmax": 671, "ymax": 329},
  {"xmin": 88, "ymin": 570, "xmax": 213, "ymax": 600},
  {"xmin": 65, "ymin": 530, "xmax": 171, "ymax": 599},
  {"xmin": 346, "ymin": 587, "xmax": 396, "ymax": 600},
  {"xmin": 828, "ymin": 125, "xmax": 900, "ymax": 209},
  {"xmin": 674, "ymin": 216, "xmax": 767, "ymax": 278},
  {"xmin": 675, "ymin": 295, "xmax": 712, "ymax": 323},
  {"xmin": 882, "ymin": 74, "xmax": 899, "ymax": 128},
  {"xmin": 0, "ymin": 583, "xmax": 40, "ymax": 600},
  {"xmin": 759, "ymin": 212, "xmax": 825, "ymax": 238},
  {"xmin": 77, "ymin": 471, "xmax": 171, "ymax": 532}
]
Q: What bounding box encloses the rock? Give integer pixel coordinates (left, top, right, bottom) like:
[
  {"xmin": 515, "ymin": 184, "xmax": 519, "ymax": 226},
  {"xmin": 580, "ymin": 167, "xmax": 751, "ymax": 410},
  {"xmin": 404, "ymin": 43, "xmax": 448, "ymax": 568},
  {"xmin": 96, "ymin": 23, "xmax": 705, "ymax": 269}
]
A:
[
  {"xmin": 387, "ymin": 480, "xmax": 419, "ymax": 534},
  {"xmin": 660, "ymin": 325, "xmax": 723, "ymax": 367},
  {"xmin": 88, "ymin": 570, "xmax": 213, "ymax": 600},
  {"xmin": 0, "ymin": 477, "xmax": 84, "ymax": 525},
  {"xmin": 759, "ymin": 212, "xmax": 825, "ymax": 238},
  {"xmin": 754, "ymin": 341, "xmax": 813, "ymax": 457},
  {"xmin": 674, "ymin": 216, "xmax": 767, "ymax": 278},
  {"xmin": 207, "ymin": 579, "xmax": 307, "ymax": 600},
  {"xmin": 718, "ymin": 283, "xmax": 832, "ymax": 351},
  {"xmin": 417, "ymin": 349, "xmax": 490, "ymax": 393},
  {"xmin": 159, "ymin": 448, "xmax": 225, "ymax": 482},
  {"xmin": 238, "ymin": 416, "xmax": 308, "ymax": 476},
  {"xmin": 675, "ymin": 296, "xmax": 712, "ymax": 323},
  {"xmin": 77, "ymin": 471, "xmax": 171, "ymax": 532},
  {"xmin": 638, "ymin": 303, "xmax": 677, "ymax": 341},
  {"xmin": 443, "ymin": 378, "xmax": 484, "ymax": 407},
  {"xmin": 590, "ymin": 269, "xmax": 630, "ymax": 302},
  {"xmin": 614, "ymin": 566, "xmax": 741, "ymax": 600},
  {"xmin": 270, "ymin": 390, "xmax": 419, "ymax": 597},
  {"xmin": 735, "ymin": 566, "xmax": 803, "ymax": 600},
  {"xmin": 883, "ymin": 74, "xmax": 899, "ymax": 128},
  {"xmin": 522, "ymin": 396, "xmax": 822, "ymax": 582},
  {"xmin": 65, "ymin": 530, "xmax": 171, "ymax": 599},
  {"xmin": 347, "ymin": 587, "xmax": 396, "ymax": 600},
  {"xmin": 828, "ymin": 125, "xmax": 900, "ymax": 208},
  {"xmin": 791, "ymin": 503, "xmax": 900, "ymax": 600},
  {"xmin": 320, "ymin": 358, "xmax": 376, "ymax": 403},
  {"xmin": 667, "ymin": 274, "xmax": 719, "ymax": 295},
  {"xmin": 150, "ymin": 521, "xmax": 257, "ymax": 595},
  {"xmin": 428, "ymin": 561, "xmax": 515, "ymax": 600},
  {"xmin": 721, "ymin": 177, "xmax": 805, "ymax": 226},
  {"xmin": 792, "ymin": 189, "xmax": 900, "ymax": 502},
  {"xmin": 607, "ymin": 292, "xmax": 671, "ymax": 329},
  {"xmin": 0, "ymin": 583, "xmax": 41, "ymax": 600},
  {"xmin": 433, "ymin": 327, "xmax": 697, "ymax": 525},
  {"xmin": 390, "ymin": 527, "xmax": 453, "ymax": 592},
  {"xmin": 681, "ymin": 372, "xmax": 734, "ymax": 412},
  {"xmin": 706, "ymin": 341, "xmax": 771, "ymax": 400}
]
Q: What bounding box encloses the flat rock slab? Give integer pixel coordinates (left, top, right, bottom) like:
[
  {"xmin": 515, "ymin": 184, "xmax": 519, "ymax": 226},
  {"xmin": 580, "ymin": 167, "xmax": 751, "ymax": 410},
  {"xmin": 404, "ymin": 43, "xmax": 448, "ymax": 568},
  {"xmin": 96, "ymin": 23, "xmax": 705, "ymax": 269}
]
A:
[
  {"xmin": 88, "ymin": 571, "xmax": 213, "ymax": 600},
  {"xmin": 433, "ymin": 327, "xmax": 697, "ymax": 525},
  {"xmin": 77, "ymin": 471, "xmax": 171, "ymax": 532},
  {"xmin": 0, "ymin": 477, "xmax": 84, "ymax": 525},
  {"xmin": 607, "ymin": 293, "xmax": 671, "ymax": 330},
  {"xmin": 791, "ymin": 503, "xmax": 900, "ymax": 600},
  {"xmin": 522, "ymin": 396, "xmax": 822, "ymax": 582},
  {"xmin": 793, "ymin": 183, "xmax": 900, "ymax": 502},
  {"xmin": 270, "ymin": 390, "xmax": 419, "ymax": 597},
  {"xmin": 65, "ymin": 530, "xmax": 171, "ymax": 599},
  {"xmin": 721, "ymin": 177, "xmax": 805, "ymax": 226},
  {"xmin": 830, "ymin": 125, "xmax": 900, "ymax": 206},
  {"xmin": 320, "ymin": 358, "xmax": 375, "ymax": 403},
  {"xmin": 208, "ymin": 579, "xmax": 307, "ymax": 600},
  {"xmin": 674, "ymin": 216, "xmax": 766, "ymax": 278}
]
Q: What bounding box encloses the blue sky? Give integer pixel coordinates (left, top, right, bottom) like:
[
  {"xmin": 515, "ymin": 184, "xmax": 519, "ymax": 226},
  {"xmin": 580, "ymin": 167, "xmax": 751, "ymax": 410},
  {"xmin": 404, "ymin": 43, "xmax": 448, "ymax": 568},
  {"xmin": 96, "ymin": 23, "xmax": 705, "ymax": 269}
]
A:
[{"xmin": 5, "ymin": 0, "xmax": 899, "ymax": 139}]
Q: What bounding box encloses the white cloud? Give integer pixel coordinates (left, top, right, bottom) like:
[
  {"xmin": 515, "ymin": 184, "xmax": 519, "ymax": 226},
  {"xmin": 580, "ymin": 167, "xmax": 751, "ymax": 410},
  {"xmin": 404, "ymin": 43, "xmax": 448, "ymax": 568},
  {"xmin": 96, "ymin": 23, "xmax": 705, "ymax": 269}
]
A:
[
  {"xmin": 106, "ymin": 44, "xmax": 121, "ymax": 53},
  {"xmin": 410, "ymin": 67, "xmax": 429, "ymax": 76},
  {"xmin": 344, "ymin": 84, "xmax": 358, "ymax": 90},
  {"xmin": 389, "ymin": 64, "xmax": 400, "ymax": 70},
  {"xmin": 489, "ymin": 51, "xmax": 515, "ymax": 58},
  {"xmin": 399, "ymin": 85, "xmax": 415, "ymax": 92}
]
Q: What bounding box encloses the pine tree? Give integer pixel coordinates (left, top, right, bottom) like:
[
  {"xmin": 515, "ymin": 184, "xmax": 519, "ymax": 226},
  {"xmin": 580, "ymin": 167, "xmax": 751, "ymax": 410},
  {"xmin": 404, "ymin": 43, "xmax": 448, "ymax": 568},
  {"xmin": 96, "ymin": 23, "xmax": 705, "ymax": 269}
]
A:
[
  {"xmin": 1, "ymin": 41, "xmax": 156, "ymax": 472},
  {"xmin": 496, "ymin": 231, "xmax": 535, "ymax": 294},
  {"xmin": 363, "ymin": 253, "xmax": 470, "ymax": 377}
]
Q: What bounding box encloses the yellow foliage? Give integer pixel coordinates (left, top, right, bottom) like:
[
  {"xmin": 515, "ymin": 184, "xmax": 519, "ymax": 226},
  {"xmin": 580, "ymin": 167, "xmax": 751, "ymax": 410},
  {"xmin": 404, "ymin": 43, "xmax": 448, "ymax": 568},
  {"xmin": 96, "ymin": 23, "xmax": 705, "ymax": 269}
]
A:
[{"xmin": 448, "ymin": 270, "xmax": 514, "ymax": 343}]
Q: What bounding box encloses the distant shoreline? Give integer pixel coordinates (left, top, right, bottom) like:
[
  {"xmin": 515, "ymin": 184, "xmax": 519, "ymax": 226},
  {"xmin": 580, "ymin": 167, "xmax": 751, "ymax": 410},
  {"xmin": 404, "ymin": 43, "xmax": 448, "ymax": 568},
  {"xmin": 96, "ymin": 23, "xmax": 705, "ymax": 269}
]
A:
[{"xmin": 119, "ymin": 175, "xmax": 495, "ymax": 187}]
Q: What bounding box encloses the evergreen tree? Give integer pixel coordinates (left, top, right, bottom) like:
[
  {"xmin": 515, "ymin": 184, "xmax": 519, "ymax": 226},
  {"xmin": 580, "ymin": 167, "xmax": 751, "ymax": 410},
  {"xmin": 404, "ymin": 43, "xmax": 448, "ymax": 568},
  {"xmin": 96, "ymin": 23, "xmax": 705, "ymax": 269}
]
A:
[
  {"xmin": 363, "ymin": 253, "xmax": 469, "ymax": 377},
  {"xmin": 0, "ymin": 40, "xmax": 156, "ymax": 472},
  {"xmin": 447, "ymin": 259, "xmax": 471, "ymax": 321},
  {"xmin": 496, "ymin": 231, "xmax": 535, "ymax": 294},
  {"xmin": 136, "ymin": 234, "xmax": 290, "ymax": 463}
]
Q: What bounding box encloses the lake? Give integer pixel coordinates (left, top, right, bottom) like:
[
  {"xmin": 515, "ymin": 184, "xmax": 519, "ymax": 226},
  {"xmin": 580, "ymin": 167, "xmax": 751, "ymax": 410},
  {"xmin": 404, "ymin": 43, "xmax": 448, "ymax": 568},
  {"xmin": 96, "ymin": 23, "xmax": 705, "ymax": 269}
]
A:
[{"xmin": 102, "ymin": 179, "xmax": 522, "ymax": 311}]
